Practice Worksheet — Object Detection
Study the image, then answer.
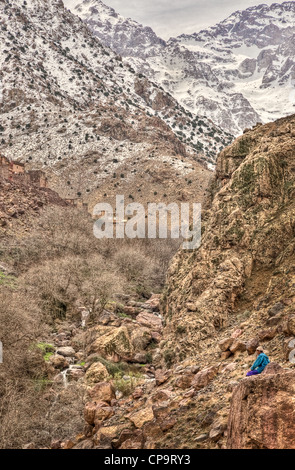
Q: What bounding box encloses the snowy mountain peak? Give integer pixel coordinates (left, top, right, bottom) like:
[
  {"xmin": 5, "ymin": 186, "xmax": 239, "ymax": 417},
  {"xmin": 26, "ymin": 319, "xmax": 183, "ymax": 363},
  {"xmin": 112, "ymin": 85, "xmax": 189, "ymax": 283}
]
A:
[
  {"xmin": 70, "ymin": 0, "xmax": 295, "ymax": 135},
  {"xmin": 64, "ymin": 0, "xmax": 166, "ymax": 57}
]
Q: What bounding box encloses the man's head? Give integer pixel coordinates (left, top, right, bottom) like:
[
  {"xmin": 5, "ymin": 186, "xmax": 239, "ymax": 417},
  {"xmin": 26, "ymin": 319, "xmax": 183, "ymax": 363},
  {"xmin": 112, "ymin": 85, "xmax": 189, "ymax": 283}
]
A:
[{"xmin": 256, "ymin": 346, "xmax": 263, "ymax": 356}]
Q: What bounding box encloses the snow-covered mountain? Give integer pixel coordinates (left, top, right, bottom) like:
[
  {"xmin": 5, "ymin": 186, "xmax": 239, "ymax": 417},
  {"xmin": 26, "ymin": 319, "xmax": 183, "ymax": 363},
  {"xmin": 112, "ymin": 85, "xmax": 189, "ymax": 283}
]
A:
[
  {"xmin": 67, "ymin": 0, "xmax": 295, "ymax": 135},
  {"xmin": 0, "ymin": 0, "xmax": 232, "ymax": 200}
]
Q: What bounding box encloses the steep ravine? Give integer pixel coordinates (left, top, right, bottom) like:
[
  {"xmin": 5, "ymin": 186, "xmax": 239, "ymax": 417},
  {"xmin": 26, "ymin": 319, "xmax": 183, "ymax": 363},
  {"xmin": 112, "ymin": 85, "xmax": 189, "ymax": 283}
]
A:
[{"xmin": 50, "ymin": 114, "xmax": 295, "ymax": 449}]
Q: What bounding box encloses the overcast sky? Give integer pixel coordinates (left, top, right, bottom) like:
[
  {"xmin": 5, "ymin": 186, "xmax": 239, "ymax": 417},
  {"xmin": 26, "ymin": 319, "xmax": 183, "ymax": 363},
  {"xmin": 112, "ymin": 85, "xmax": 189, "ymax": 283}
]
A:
[
  {"xmin": 64, "ymin": 1, "xmax": 287, "ymax": 39},
  {"xmin": 99, "ymin": 0, "xmax": 280, "ymax": 38}
]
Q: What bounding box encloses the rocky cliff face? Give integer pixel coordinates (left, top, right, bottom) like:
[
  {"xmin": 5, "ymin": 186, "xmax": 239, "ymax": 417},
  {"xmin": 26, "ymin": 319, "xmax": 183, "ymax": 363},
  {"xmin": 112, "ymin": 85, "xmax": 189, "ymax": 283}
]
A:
[
  {"xmin": 70, "ymin": 0, "xmax": 295, "ymax": 135},
  {"xmin": 227, "ymin": 365, "xmax": 295, "ymax": 449},
  {"xmin": 55, "ymin": 114, "xmax": 295, "ymax": 451},
  {"xmin": 162, "ymin": 114, "xmax": 295, "ymax": 363},
  {"xmin": 0, "ymin": 177, "xmax": 67, "ymax": 233}
]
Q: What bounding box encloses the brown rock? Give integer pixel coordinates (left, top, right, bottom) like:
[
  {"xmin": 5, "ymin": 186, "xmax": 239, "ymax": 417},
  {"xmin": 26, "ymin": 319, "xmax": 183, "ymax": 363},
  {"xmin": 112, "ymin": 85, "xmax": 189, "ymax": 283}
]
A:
[
  {"xmin": 227, "ymin": 369, "xmax": 295, "ymax": 448},
  {"xmin": 192, "ymin": 366, "xmax": 218, "ymax": 391},
  {"xmin": 85, "ymin": 362, "xmax": 109, "ymax": 385},
  {"xmin": 49, "ymin": 354, "xmax": 69, "ymax": 370},
  {"xmin": 84, "ymin": 401, "xmax": 98, "ymax": 425},
  {"xmin": 258, "ymin": 327, "xmax": 277, "ymax": 342},
  {"xmin": 229, "ymin": 340, "xmax": 247, "ymax": 354},
  {"xmin": 262, "ymin": 362, "xmax": 284, "ymax": 375},
  {"xmin": 131, "ymin": 327, "xmax": 152, "ymax": 351},
  {"xmin": 221, "ymin": 362, "xmax": 237, "ymax": 373},
  {"xmin": 73, "ymin": 439, "xmax": 94, "ymax": 449},
  {"xmin": 117, "ymin": 430, "xmax": 144, "ymax": 449},
  {"xmin": 129, "ymin": 407, "xmax": 154, "ymax": 429},
  {"xmin": 220, "ymin": 351, "xmax": 232, "ymax": 360},
  {"xmin": 153, "ymin": 405, "xmax": 177, "ymax": 431},
  {"xmin": 218, "ymin": 337, "xmax": 234, "ymax": 351},
  {"xmin": 144, "ymin": 294, "xmax": 161, "ymax": 312},
  {"xmin": 151, "ymin": 389, "xmax": 173, "ymax": 403},
  {"xmin": 209, "ymin": 420, "xmax": 227, "ymax": 442},
  {"xmin": 231, "ymin": 329, "xmax": 243, "ymax": 339},
  {"xmin": 283, "ymin": 337, "xmax": 295, "ymax": 361},
  {"xmin": 246, "ymin": 337, "xmax": 259, "ymax": 355},
  {"xmin": 61, "ymin": 440, "xmax": 75, "ymax": 450},
  {"xmin": 51, "ymin": 440, "xmax": 61, "ymax": 450},
  {"xmin": 88, "ymin": 382, "xmax": 115, "ymax": 404},
  {"xmin": 287, "ymin": 316, "xmax": 295, "ymax": 336},
  {"xmin": 94, "ymin": 404, "xmax": 114, "ymax": 429},
  {"xmin": 136, "ymin": 312, "xmax": 163, "ymax": 332},
  {"xmin": 174, "ymin": 373, "xmax": 194, "ymax": 389},
  {"xmin": 95, "ymin": 424, "xmax": 126, "ymax": 447},
  {"xmin": 89, "ymin": 326, "xmax": 134, "ymax": 361},
  {"xmin": 155, "ymin": 369, "xmax": 171, "ymax": 385}
]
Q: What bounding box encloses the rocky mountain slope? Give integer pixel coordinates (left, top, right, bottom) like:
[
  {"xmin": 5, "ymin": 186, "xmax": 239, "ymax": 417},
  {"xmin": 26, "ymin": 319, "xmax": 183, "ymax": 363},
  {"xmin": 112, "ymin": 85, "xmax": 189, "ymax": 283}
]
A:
[
  {"xmin": 70, "ymin": 0, "xmax": 295, "ymax": 135},
  {"xmin": 0, "ymin": 0, "xmax": 231, "ymax": 201},
  {"xmin": 0, "ymin": 176, "xmax": 67, "ymax": 234},
  {"xmin": 53, "ymin": 113, "xmax": 295, "ymax": 450}
]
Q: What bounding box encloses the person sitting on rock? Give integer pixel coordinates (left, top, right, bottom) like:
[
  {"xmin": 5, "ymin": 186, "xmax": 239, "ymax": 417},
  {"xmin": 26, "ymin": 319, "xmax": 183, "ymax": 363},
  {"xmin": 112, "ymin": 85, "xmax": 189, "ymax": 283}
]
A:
[{"xmin": 246, "ymin": 346, "xmax": 270, "ymax": 376}]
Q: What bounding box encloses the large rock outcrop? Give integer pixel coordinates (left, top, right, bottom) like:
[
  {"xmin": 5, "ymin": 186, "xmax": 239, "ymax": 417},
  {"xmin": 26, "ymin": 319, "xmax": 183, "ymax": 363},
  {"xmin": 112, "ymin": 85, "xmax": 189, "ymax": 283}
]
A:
[
  {"xmin": 227, "ymin": 367, "xmax": 295, "ymax": 449},
  {"xmin": 162, "ymin": 115, "xmax": 295, "ymax": 363}
]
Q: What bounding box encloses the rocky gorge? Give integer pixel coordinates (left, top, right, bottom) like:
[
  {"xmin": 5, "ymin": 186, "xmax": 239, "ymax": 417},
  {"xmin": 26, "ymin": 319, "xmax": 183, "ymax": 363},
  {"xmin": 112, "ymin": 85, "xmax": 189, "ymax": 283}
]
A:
[
  {"xmin": 26, "ymin": 113, "xmax": 295, "ymax": 450},
  {"xmin": 0, "ymin": 0, "xmax": 295, "ymax": 452}
]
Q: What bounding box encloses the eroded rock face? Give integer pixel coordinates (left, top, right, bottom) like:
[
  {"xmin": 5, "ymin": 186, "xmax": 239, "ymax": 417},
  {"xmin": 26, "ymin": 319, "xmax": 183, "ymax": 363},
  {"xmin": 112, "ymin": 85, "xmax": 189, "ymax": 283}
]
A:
[
  {"xmin": 163, "ymin": 115, "xmax": 295, "ymax": 363},
  {"xmin": 227, "ymin": 368, "xmax": 295, "ymax": 449}
]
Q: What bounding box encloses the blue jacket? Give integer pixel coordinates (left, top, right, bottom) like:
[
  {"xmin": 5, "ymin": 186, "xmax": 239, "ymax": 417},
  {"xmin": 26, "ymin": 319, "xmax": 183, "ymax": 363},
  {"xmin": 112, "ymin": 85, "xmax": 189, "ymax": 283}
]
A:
[{"xmin": 251, "ymin": 353, "xmax": 270, "ymax": 374}]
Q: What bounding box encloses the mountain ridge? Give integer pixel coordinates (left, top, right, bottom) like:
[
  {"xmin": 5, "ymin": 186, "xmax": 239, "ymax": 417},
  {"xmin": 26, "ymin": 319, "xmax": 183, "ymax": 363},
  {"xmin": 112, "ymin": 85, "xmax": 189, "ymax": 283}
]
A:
[{"xmin": 69, "ymin": 0, "xmax": 295, "ymax": 135}]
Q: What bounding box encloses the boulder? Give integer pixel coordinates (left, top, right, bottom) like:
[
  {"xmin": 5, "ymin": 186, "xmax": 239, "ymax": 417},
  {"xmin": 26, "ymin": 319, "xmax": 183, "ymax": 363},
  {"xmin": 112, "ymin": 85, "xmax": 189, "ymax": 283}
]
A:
[
  {"xmin": 144, "ymin": 294, "xmax": 161, "ymax": 312},
  {"xmin": 218, "ymin": 337, "xmax": 234, "ymax": 351},
  {"xmin": 94, "ymin": 424, "xmax": 127, "ymax": 447},
  {"xmin": 174, "ymin": 373, "xmax": 194, "ymax": 389},
  {"xmin": 56, "ymin": 346, "xmax": 75, "ymax": 357},
  {"xmin": 85, "ymin": 362, "xmax": 109, "ymax": 385},
  {"xmin": 192, "ymin": 366, "xmax": 218, "ymax": 391},
  {"xmin": 258, "ymin": 327, "xmax": 277, "ymax": 342},
  {"xmin": 231, "ymin": 329, "xmax": 243, "ymax": 339},
  {"xmin": 283, "ymin": 337, "xmax": 295, "ymax": 361},
  {"xmin": 227, "ymin": 369, "xmax": 295, "ymax": 448},
  {"xmin": 221, "ymin": 362, "xmax": 236, "ymax": 373},
  {"xmin": 229, "ymin": 340, "xmax": 246, "ymax": 354},
  {"xmin": 130, "ymin": 327, "xmax": 152, "ymax": 351},
  {"xmin": 49, "ymin": 354, "xmax": 69, "ymax": 369},
  {"xmin": 88, "ymin": 382, "xmax": 115, "ymax": 404},
  {"xmin": 262, "ymin": 362, "xmax": 284, "ymax": 375},
  {"xmin": 114, "ymin": 429, "xmax": 144, "ymax": 449},
  {"xmin": 136, "ymin": 312, "xmax": 163, "ymax": 332},
  {"xmin": 89, "ymin": 326, "xmax": 134, "ymax": 361},
  {"xmin": 155, "ymin": 369, "xmax": 171, "ymax": 386},
  {"xmin": 220, "ymin": 351, "xmax": 232, "ymax": 360},
  {"xmin": 246, "ymin": 337, "xmax": 259, "ymax": 355},
  {"xmin": 268, "ymin": 302, "xmax": 285, "ymax": 317},
  {"xmin": 128, "ymin": 407, "xmax": 154, "ymax": 428}
]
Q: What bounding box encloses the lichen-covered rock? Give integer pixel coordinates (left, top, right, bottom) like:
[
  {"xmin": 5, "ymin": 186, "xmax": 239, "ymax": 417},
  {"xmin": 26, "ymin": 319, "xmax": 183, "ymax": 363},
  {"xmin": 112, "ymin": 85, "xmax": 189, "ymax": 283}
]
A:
[
  {"xmin": 85, "ymin": 362, "xmax": 109, "ymax": 385},
  {"xmin": 88, "ymin": 326, "xmax": 134, "ymax": 361}
]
